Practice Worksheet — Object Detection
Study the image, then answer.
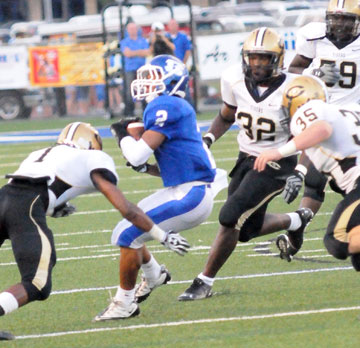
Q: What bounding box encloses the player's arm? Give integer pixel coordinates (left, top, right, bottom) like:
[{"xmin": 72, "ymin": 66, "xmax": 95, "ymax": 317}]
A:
[
  {"xmin": 120, "ymin": 130, "xmax": 165, "ymax": 172},
  {"xmin": 91, "ymin": 170, "xmax": 154, "ymax": 231},
  {"xmin": 203, "ymin": 103, "xmax": 236, "ymax": 148},
  {"xmin": 254, "ymin": 120, "xmax": 333, "ymax": 172},
  {"xmin": 288, "ymin": 54, "xmax": 313, "ymax": 74}
]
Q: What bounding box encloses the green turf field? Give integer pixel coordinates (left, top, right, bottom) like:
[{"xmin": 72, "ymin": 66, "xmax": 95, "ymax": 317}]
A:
[{"xmin": 0, "ymin": 116, "xmax": 359, "ymax": 347}]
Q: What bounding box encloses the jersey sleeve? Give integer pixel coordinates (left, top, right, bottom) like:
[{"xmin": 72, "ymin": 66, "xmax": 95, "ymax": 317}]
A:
[
  {"xmin": 295, "ymin": 22, "xmax": 326, "ymax": 59},
  {"xmin": 86, "ymin": 151, "xmax": 118, "ymax": 185},
  {"xmin": 220, "ymin": 65, "xmax": 240, "ymax": 107}
]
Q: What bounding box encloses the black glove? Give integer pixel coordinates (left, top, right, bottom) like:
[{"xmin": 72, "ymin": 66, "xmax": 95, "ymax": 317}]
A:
[
  {"xmin": 110, "ymin": 117, "xmax": 141, "ymax": 147},
  {"xmin": 126, "ymin": 161, "xmax": 149, "ymax": 173},
  {"xmin": 161, "ymin": 230, "xmax": 191, "ymax": 256},
  {"xmin": 282, "ymin": 170, "xmax": 305, "ymax": 204},
  {"xmin": 52, "ymin": 202, "xmax": 76, "ymax": 218}
]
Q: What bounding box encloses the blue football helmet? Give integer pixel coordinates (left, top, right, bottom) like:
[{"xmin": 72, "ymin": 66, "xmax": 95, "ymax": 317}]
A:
[{"xmin": 131, "ymin": 54, "xmax": 189, "ymax": 101}]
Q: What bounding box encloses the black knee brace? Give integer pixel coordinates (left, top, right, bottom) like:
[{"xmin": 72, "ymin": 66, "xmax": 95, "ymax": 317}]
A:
[
  {"xmin": 22, "ymin": 281, "xmax": 52, "ymax": 302},
  {"xmin": 323, "ymin": 234, "xmax": 348, "ymax": 260},
  {"xmin": 351, "ymin": 254, "xmax": 360, "ymax": 271}
]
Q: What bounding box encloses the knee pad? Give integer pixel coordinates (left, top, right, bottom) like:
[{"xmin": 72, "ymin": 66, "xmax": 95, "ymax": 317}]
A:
[
  {"xmin": 323, "ymin": 234, "xmax": 348, "ymax": 260},
  {"xmin": 218, "ymin": 206, "xmax": 237, "ymax": 228},
  {"xmin": 351, "ymin": 254, "xmax": 360, "ymax": 271},
  {"xmin": 303, "ymin": 185, "xmax": 325, "ymax": 202},
  {"xmin": 22, "ymin": 281, "xmax": 52, "ymax": 302},
  {"xmin": 303, "ymin": 166, "xmax": 327, "ymax": 202}
]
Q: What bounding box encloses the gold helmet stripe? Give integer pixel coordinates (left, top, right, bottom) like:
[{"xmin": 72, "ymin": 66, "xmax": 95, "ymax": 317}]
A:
[
  {"xmin": 254, "ymin": 27, "xmax": 267, "ymax": 47},
  {"xmin": 66, "ymin": 122, "xmax": 81, "ymax": 143}
]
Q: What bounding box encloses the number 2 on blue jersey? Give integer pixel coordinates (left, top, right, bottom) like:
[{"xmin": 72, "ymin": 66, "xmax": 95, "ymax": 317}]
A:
[{"xmin": 155, "ymin": 110, "xmax": 168, "ymax": 127}]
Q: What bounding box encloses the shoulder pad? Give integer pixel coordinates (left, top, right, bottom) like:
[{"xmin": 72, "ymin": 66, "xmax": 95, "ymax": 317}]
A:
[
  {"xmin": 298, "ymin": 22, "xmax": 326, "ymax": 41},
  {"xmin": 221, "ymin": 63, "xmax": 243, "ymax": 85}
]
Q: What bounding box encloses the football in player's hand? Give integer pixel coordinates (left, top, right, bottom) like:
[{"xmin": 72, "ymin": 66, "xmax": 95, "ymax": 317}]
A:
[{"xmin": 127, "ymin": 122, "xmax": 145, "ymax": 140}]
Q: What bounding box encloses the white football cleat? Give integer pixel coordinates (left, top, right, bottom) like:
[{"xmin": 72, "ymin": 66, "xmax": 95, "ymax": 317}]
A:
[
  {"xmin": 135, "ymin": 265, "xmax": 171, "ymax": 303},
  {"xmin": 93, "ymin": 298, "xmax": 139, "ymax": 321}
]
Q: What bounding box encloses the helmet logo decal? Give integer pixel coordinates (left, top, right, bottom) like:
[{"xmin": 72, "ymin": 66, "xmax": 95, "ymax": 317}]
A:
[
  {"xmin": 164, "ymin": 59, "xmax": 184, "ymax": 76},
  {"xmin": 286, "ymin": 85, "xmax": 305, "ymax": 100}
]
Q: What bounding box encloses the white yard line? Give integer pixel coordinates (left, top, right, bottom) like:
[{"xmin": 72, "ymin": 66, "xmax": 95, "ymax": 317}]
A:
[
  {"xmin": 15, "ymin": 304, "xmax": 360, "ymax": 340},
  {"xmin": 50, "ymin": 266, "xmax": 352, "ymax": 295}
]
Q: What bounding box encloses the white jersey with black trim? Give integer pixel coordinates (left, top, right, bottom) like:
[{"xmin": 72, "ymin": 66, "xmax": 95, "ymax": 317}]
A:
[
  {"xmin": 221, "ymin": 63, "xmax": 295, "ymax": 157},
  {"xmin": 10, "ymin": 145, "xmax": 118, "ymax": 215},
  {"xmin": 296, "ymin": 22, "xmax": 360, "ymax": 105},
  {"xmin": 290, "ymin": 99, "xmax": 360, "ymax": 193}
]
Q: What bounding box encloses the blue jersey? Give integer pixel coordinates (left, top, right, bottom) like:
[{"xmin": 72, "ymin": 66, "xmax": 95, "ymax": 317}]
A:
[{"xmin": 143, "ymin": 95, "xmax": 216, "ymax": 187}]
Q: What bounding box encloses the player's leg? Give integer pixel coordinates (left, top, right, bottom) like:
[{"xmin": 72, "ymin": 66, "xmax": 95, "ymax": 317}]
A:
[
  {"xmin": 179, "ymin": 155, "xmax": 286, "ymax": 300},
  {"xmin": 93, "ymin": 246, "xmax": 142, "ymax": 321},
  {"xmin": 299, "ymin": 161, "xmax": 327, "ymax": 215},
  {"xmin": 95, "ymin": 184, "xmax": 213, "ymax": 318},
  {"xmin": 133, "ymin": 184, "xmax": 213, "ymax": 303},
  {"xmin": 274, "ymin": 161, "xmax": 321, "ymax": 261},
  {"xmin": 0, "ymin": 186, "xmax": 56, "ymax": 317},
  {"xmin": 324, "ymin": 184, "xmax": 360, "ymax": 271}
]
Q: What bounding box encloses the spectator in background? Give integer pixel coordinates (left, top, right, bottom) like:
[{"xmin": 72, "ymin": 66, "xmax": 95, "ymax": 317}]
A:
[
  {"xmin": 121, "ymin": 22, "xmax": 150, "ymax": 117},
  {"xmin": 149, "ymin": 22, "xmax": 175, "ymax": 57},
  {"xmin": 166, "ymin": 19, "xmax": 191, "ymax": 64},
  {"xmin": 166, "ymin": 19, "xmax": 193, "ymax": 106},
  {"xmin": 76, "ymin": 86, "xmax": 90, "ymax": 115}
]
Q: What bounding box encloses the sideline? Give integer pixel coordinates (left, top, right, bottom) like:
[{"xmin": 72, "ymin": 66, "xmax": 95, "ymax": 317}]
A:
[{"xmin": 0, "ymin": 121, "xmax": 223, "ymax": 144}]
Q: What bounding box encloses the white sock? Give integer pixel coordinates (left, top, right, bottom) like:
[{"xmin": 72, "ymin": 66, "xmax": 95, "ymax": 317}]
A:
[
  {"xmin": 0, "ymin": 292, "xmax": 19, "ymax": 315},
  {"xmin": 141, "ymin": 255, "xmax": 161, "ymax": 285},
  {"xmin": 287, "ymin": 213, "xmax": 302, "ymax": 231},
  {"xmin": 114, "ymin": 286, "xmax": 135, "ymax": 307},
  {"xmin": 198, "ymin": 273, "xmax": 215, "ymax": 287}
]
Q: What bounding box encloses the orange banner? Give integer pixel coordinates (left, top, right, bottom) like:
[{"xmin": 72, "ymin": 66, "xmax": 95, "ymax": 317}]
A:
[{"xmin": 29, "ymin": 43, "xmax": 105, "ymax": 87}]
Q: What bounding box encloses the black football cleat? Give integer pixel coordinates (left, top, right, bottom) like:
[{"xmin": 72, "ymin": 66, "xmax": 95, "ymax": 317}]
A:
[
  {"xmin": 0, "ymin": 331, "xmax": 15, "ymax": 341},
  {"xmin": 178, "ymin": 278, "xmax": 213, "ymax": 301},
  {"xmin": 276, "ymin": 207, "xmax": 314, "ymax": 262}
]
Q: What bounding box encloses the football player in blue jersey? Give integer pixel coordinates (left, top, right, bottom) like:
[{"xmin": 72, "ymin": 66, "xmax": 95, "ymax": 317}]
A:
[{"xmin": 94, "ymin": 55, "xmax": 228, "ymax": 321}]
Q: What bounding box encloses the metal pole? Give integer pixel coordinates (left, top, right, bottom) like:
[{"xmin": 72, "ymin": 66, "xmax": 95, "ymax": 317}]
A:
[
  {"xmin": 101, "ymin": 2, "xmax": 119, "ymax": 119},
  {"xmin": 43, "ymin": 0, "xmax": 53, "ymax": 22},
  {"xmin": 184, "ymin": 0, "xmax": 198, "ymax": 113}
]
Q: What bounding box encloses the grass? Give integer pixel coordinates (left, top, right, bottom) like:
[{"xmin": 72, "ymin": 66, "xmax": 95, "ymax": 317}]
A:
[{"xmin": 0, "ymin": 116, "xmax": 359, "ymax": 348}]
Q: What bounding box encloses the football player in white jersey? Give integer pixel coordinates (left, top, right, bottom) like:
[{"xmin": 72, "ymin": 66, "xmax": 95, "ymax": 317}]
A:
[
  {"xmin": 254, "ymin": 75, "xmax": 360, "ymax": 271},
  {"xmin": 178, "ymin": 28, "xmax": 314, "ymax": 301},
  {"xmin": 276, "ymin": 0, "xmax": 360, "ymax": 261},
  {"xmin": 0, "ymin": 122, "xmax": 187, "ymax": 330}
]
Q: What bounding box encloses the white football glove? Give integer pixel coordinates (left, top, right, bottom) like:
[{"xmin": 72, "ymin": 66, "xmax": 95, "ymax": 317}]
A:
[
  {"xmin": 161, "ymin": 230, "xmax": 190, "ymax": 256},
  {"xmin": 311, "ymin": 63, "xmax": 340, "ymax": 85}
]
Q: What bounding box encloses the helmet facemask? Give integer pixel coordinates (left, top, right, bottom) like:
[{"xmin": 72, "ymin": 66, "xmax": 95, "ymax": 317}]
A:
[
  {"xmin": 243, "ymin": 51, "xmax": 282, "ymax": 84},
  {"xmin": 326, "ymin": 0, "xmax": 360, "ymax": 44},
  {"xmin": 326, "ymin": 13, "xmax": 359, "ymax": 43},
  {"xmin": 131, "ymin": 58, "xmax": 188, "ymax": 103},
  {"xmin": 241, "ymin": 27, "xmax": 284, "ymax": 85},
  {"xmin": 131, "ymin": 64, "xmax": 166, "ymax": 103},
  {"xmin": 131, "ymin": 56, "xmax": 188, "ymax": 102}
]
